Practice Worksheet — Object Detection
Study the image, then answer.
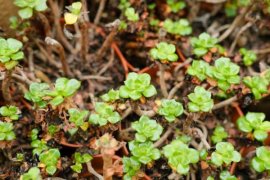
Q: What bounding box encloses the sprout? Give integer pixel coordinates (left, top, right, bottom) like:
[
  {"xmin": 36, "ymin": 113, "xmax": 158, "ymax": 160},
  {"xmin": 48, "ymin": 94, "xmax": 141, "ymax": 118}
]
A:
[
  {"xmin": 89, "ymin": 102, "xmax": 121, "ymax": 126},
  {"xmin": 71, "ymin": 152, "xmax": 92, "ymax": 173},
  {"xmin": 243, "ymin": 76, "xmax": 269, "ymax": 100},
  {"xmin": 132, "ymin": 115, "xmax": 163, "ymax": 142},
  {"xmin": 119, "ymin": 72, "xmax": 157, "ymax": 100},
  {"xmin": 251, "ymin": 146, "xmax": 270, "ymax": 172},
  {"xmin": 211, "ymin": 125, "xmax": 228, "ymax": 144},
  {"xmin": 187, "ymin": 60, "xmax": 211, "ymax": 81},
  {"xmin": 163, "ymin": 19, "xmax": 192, "ymax": 36},
  {"xmin": 237, "ymin": 112, "xmax": 270, "ymax": 142},
  {"xmin": 123, "ymin": 156, "xmax": 141, "ymax": 179},
  {"xmin": 163, "ymin": 139, "xmax": 199, "ymax": 174},
  {"xmin": 20, "ymin": 167, "xmax": 42, "ymax": 180},
  {"xmin": 39, "ymin": 148, "xmax": 61, "ymax": 175},
  {"xmin": 187, "ymin": 86, "xmax": 213, "ymax": 112},
  {"xmin": 191, "ymin": 33, "xmax": 218, "ymax": 57},
  {"xmin": 124, "ymin": 7, "xmax": 139, "ymax": 22},
  {"xmin": 212, "ymin": 57, "xmax": 240, "ymax": 91},
  {"xmin": 100, "ymin": 89, "xmax": 120, "ymax": 102},
  {"xmin": 0, "ymin": 105, "xmax": 20, "ymax": 121},
  {"xmin": 14, "ymin": 0, "xmax": 48, "ymax": 19},
  {"xmin": 64, "ymin": 2, "xmax": 82, "ymax": 25},
  {"xmin": 0, "ymin": 122, "xmax": 16, "ymax": 141},
  {"xmin": 0, "ymin": 38, "xmax": 24, "ymax": 69},
  {"xmin": 211, "ymin": 142, "xmax": 241, "ymax": 167},
  {"xmin": 157, "ymin": 99, "xmax": 184, "ymax": 122},
  {"xmin": 239, "ymin": 48, "xmax": 257, "ymax": 66},
  {"xmin": 150, "ymin": 42, "xmax": 178, "ymax": 62}
]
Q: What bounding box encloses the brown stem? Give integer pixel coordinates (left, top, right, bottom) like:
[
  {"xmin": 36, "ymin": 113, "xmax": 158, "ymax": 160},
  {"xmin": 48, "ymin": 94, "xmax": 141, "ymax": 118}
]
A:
[
  {"xmin": 45, "ymin": 37, "xmax": 71, "ymax": 77},
  {"xmin": 2, "ymin": 70, "xmax": 13, "ymax": 103},
  {"xmin": 102, "ymin": 149, "xmax": 113, "ymax": 180},
  {"xmin": 80, "ymin": 23, "xmax": 89, "ymax": 62},
  {"xmin": 153, "ymin": 127, "xmax": 173, "ymax": 148},
  {"xmin": 86, "ymin": 161, "xmax": 104, "ymax": 180},
  {"xmin": 47, "ymin": 0, "xmax": 75, "ymax": 54},
  {"xmin": 94, "ymin": 0, "xmax": 107, "ymax": 24},
  {"xmin": 158, "ymin": 63, "xmax": 168, "ymax": 98},
  {"xmin": 212, "ymin": 95, "xmax": 237, "ymax": 110},
  {"xmin": 97, "ymin": 29, "xmax": 117, "ymax": 60}
]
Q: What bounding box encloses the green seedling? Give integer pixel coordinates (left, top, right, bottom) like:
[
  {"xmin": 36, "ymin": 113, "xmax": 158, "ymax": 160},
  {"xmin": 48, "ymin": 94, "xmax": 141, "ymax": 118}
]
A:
[
  {"xmin": 187, "ymin": 60, "xmax": 211, "ymax": 81},
  {"xmin": 163, "ymin": 19, "xmax": 192, "ymax": 36},
  {"xmin": 188, "ymin": 86, "xmax": 214, "ymax": 112},
  {"xmin": 20, "ymin": 167, "xmax": 42, "ymax": 180},
  {"xmin": 129, "ymin": 141, "xmax": 161, "ymax": 164},
  {"xmin": 68, "ymin": 108, "xmax": 89, "ymax": 128},
  {"xmin": 220, "ymin": 170, "xmax": 237, "ymax": 180},
  {"xmin": 212, "ymin": 57, "xmax": 240, "ymax": 91},
  {"xmin": 119, "ymin": 72, "xmax": 157, "ymax": 100},
  {"xmin": 123, "ymin": 156, "xmax": 141, "ymax": 179},
  {"xmin": 46, "ymin": 78, "xmax": 81, "ymax": 107},
  {"xmin": 101, "ymin": 89, "xmax": 120, "ymax": 102},
  {"xmin": 16, "ymin": 153, "xmax": 24, "ymax": 161},
  {"xmin": 30, "ymin": 129, "xmax": 48, "ymax": 155},
  {"xmin": 71, "ymin": 152, "xmax": 92, "ymax": 173},
  {"xmin": 24, "ymin": 82, "xmax": 50, "ymax": 108},
  {"xmin": 150, "ymin": 19, "xmax": 159, "ymax": 26},
  {"xmin": 211, "ymin": 142, "xmax": 241, "ymax": 167},
  {"xmin": 199, "ymin": 149, "xmax": 208, "ymax": 160},
  {"xmin": 243, "ymin": 76, "xmax": 269, "ymax": 100},
  {"xmin": 132, "ymin": 115, "xmax": 163, "ymax": 142},
  {"xmin": 124, "ymin": 7, "xmax": 139, "ymax": 22},
  {"xmin": 237, "ymin": 112, "xmax": 270, "ymax": 142},
  {"xmin": 118, "ymin": 0, "xmax": 131, "ymax": 10},
  {"xmin": 64, "ymin": 2, "xmax": 82, "ymax": 25},
  {"xmin": 191, "ymin": 33, "xmax": 218, "ymax": 57},
  {"xmin": 225, "ymin": 0, "xmax": 251, "ymax": 17},
  {"xmin": 251, "ymin": 146, "xmax": 270, "ymax": 172},
  {"xmin": 211, "ymin": 125, "xmax": 228, "ymax": 144},
  {"xmin": 48, "ymin": 125, "xmax": 59, "ymax": 136},
  {"xmin": 39, "ymin": 148, "xmax": 61, "ymax": 175},
  {"xmin": 0, "ymin": 122, "xmax": 16, "ymax": 141},
  {"xmin": 166, "ymin": 0, "xmax": 186, "ymax": 13},
  {"xmin": 157, "ymin": 99, "xmax": 184, "ymax": 122},
  {"xmin": 89, "ymin": 102, "xmax": 121, "ymax": 126},
  {"xmin": 0, "ymin": 105, "xmax": 20, "ymax": 121},
  {"xmin": 0, "ymin": 37, "xmax": 24, "ymax": 69},
  {"xmin": 239, "ymin": 48, "xmax": 257, "ymax": 66},
  {"xmin": 150, "ymin": 42, "xmax": 178, "ymax": 62},
  {"xmin": 14, "ymin": 0, "xmax": 48, "ymax": 19},
  {"xmin": 163, "ymin": 139, "xmax": 199, "ymax": 175}
]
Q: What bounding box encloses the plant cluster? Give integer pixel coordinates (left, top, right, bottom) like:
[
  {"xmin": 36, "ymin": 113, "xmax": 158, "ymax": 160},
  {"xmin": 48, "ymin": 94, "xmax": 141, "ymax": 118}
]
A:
[
  {"xmin": 0, "ymin": 121, "xmax": 16, "ymax": 141},
  {"xmin": 191, "ymin": 33, "xmax": 218, "ymax": 57},
  {"xmin": 163, "ymin": 19, "xmax": 192, "ymax": 36},
  {"xmin": 89, "ymin": 102, "xmax": 121, "ymax": 126},
  {"xmin": 25, "ymin": 78, "xmax": 81, "ymax": 108},
  {"xmin": 71, "ymin": 152, "xmax": 92, "ymax": 173},
  {"xmin": 211, "ymin": 142, "xmax": 241, "ymax": 167},
  {"xmin": 14, "ymin": 0, "xmax": 48, "ymax": 19},
  {"xmin": 39, "ymin": 148, "xmax": 61, "ymax": 175},
  {"xmin": 166, "ymin": 0, "xmax": 186, "ymax": 13},
  {"xmin": 100, "ymin": 89, "xmax": 120, "ymax": 102},
  {"xmin": 0, "ymin": 105, "xmax": 20, "ymax": 121},
  {"xmin": 20, "ymin": 167, "xmax": 42, "ymax": 180},
  {"xmin": 163, "ymin": 139, "xmax": 199, "ymax": 174},
  {"xmin": 239, "ymin": 48, "xmax": 257, "ymax": 66},
  {"xmin": 243, "ymin": 76, "xmax": 269, "ymax": 100},
  {"xmin": 132, "ymin": 115, "xmax": 163, "ymax": 142},
  {"xmin": 187, "ymin": 86, "xmax": 214, "ymax": 112},
  {"xmin": 68, "ymin": 108, "xmax": 89, "ymax": 131},
  {"xmin": 211, "ymin": 57, "xmax": 240, "ymax": 91},
  {"xmin": 30, "ymin": 128, "xmax": 48, "ymax": 155},
  {"xmin": 150, "ymin": 42, "xmax": 178, "ymax": 62},
  {"xmin": 119, "ymin": 72, "xmax": 157, "ymax": 100},
  {"xmin": 187, "ymin": 60, "xmax": 211, "ymax": 81},
  {"xmin": 237, "ymin": 112, "xmax": 270, "ymax": 141},
  {"xmin": 157, "ymin": 99, "xmax": 184, "ymax": 122},
  {"xmin": 64, "ymin": 2, "xmax": 82, "ymax": 25},
  {"xmin": 128, "ymin": 141, "xmax": 161, "ymax": 164},
  {"xmin": 211, "ymin": 125, "xmax": 228, "ymax": 144},
  {"xmin": 0, "ymin": 38, "xmax": 24, "ymax": 69},
  {"xmin": 251, "ymin": 146, "xmax": 270, "ymax": 172}
]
